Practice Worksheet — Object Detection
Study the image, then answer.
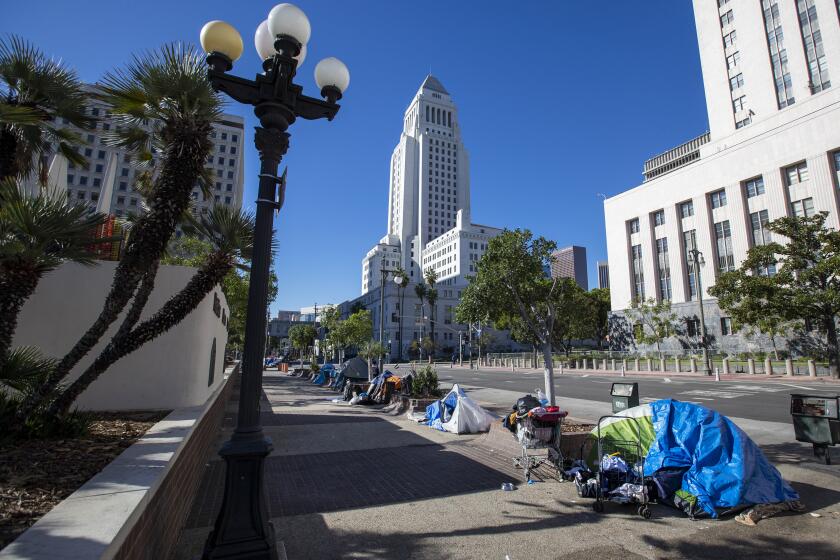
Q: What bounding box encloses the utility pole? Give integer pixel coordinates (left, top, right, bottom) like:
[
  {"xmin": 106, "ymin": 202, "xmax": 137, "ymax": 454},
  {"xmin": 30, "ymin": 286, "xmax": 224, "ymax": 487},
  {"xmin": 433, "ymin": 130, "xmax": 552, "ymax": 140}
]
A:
[
  {"xmin": 378, "ymin": 256, "xmax": 386, "ymax": 372},
  {"xmin": 688, "ymin": 248, "xmax": 712, "ymax": 376},
  {"xmin": 458, "ymin": 331, "xmax": 463, "ymax": 367}
]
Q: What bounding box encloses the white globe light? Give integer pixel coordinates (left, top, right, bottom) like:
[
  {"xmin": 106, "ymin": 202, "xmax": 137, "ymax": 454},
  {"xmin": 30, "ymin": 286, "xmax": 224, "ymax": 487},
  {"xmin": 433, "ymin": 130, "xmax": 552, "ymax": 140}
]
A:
[
  {"xmin": 295, "ymin": 44, "xmax": 307, "ymax": 67},
  {"xmin": 393, "ymin": 275, "xmax": 404, "ymax": 286},
  {"xmin": 267, "ymin": 3, "xmax": 311, "ymax": 46},
  {"xmin": 254, "ymin": 20, "xmax": 274, "ymax": 60},
  {"xmin": 200, "ymin": 20, "xmax": 244, "ymax": 61},
  {"xmin": 314, "ymin": 57, "xmax": 350, "ymax": 93}
]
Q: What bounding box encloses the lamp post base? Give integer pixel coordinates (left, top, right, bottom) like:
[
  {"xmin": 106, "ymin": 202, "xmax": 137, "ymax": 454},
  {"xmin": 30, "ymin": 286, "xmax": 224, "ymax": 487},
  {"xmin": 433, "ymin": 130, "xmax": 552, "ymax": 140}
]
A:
[{"xmin": 203, "ymin": 434, "xmax": 278, "ymax": 560}]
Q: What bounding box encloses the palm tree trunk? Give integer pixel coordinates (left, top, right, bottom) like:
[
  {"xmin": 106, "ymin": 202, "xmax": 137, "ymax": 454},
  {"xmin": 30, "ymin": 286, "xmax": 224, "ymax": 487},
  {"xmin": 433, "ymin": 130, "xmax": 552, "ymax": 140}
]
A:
[
  {"xmin": 48, "ymin": 252, "xmax": 231, "ymax": 417},
  {"xmin": 19, "ymin": 123, "xmax": 211, "ymax": 419},
  {"xmin": 0, "ymin": 263, "xmax": 40, "ymax": 368}
]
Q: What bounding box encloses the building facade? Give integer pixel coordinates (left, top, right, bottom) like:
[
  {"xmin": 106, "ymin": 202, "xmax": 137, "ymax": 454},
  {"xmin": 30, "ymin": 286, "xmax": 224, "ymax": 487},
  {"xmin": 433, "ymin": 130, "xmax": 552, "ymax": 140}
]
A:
[
  {"xmin": 28, "ymin": 86, "xmax": 245, "ymax": 220},
  {"xmin": 353, "ymin": 76, "xmax": 518, "ymax": 359},
  {"xmin": 597, "ymin": 261, "xmax": 610, "ymax": 290},
  {"xmin": 550, "ymin": 245, "xmax": 588, "ymax": 289},
  {"xmin": 605, "ymin": 0, "xmax": 840, "ymax": 352}
]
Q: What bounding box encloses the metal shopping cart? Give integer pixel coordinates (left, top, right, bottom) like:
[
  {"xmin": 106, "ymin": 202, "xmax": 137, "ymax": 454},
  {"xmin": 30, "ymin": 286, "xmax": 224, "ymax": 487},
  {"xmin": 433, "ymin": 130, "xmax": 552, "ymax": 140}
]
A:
[
  {"xmin": 592, "ymin": 415, "xmax": 651, "ymax": 519},
  {"xmin": 512, "ymin": 408, "xmax": 568, "ymax": 482}
]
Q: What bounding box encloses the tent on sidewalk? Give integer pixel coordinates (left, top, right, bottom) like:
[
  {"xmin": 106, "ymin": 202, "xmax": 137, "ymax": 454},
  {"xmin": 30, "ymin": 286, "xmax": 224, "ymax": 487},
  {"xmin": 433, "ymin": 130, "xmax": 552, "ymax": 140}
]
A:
[
  {"xmin": 425, "ymin": 384, "xmax": 497, "ymax": 434},
  {"xmin": 587, "ymin": 399, "xmax": 799, "ymax": 518}
]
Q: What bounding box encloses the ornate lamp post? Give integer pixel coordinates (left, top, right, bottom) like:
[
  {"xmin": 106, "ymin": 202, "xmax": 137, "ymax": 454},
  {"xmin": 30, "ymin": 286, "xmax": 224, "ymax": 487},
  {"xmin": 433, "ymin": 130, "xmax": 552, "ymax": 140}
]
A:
[
  {"xmin": 199, "ymin": 4, "xmax": 349, "ymax": 558},
  {"xmin": 687, "ymin": 247, "xmax": 712, "ymax": 376},
  {"xmin": 394, "ymin": 272, "xmax": 405, "ymax": 362}
]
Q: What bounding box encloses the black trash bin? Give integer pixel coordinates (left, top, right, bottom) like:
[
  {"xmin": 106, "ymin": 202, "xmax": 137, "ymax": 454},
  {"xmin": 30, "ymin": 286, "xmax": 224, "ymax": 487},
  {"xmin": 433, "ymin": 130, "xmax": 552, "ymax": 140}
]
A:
[
  {"xmin": 790, "ymin": 394, "xmax": 840, "ymax": 465},
  {"xmin": 611, "ymin": 382, "xmax": 639, "ymax": 413}
]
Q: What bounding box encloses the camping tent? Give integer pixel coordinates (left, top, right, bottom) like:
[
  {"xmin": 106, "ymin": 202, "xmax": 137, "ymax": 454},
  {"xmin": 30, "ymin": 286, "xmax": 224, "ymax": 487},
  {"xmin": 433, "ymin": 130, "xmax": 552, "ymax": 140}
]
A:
[
  {"xmin": 426, "ymin": 384, "xmax": 497, "ymax": 434},
  {"xmin": 341, "ymin": 357, "xmax": 368, "ymax": 381},
  {"xmin": 589, "ymin": 399, "xmax": 799, "ymax": 518}
]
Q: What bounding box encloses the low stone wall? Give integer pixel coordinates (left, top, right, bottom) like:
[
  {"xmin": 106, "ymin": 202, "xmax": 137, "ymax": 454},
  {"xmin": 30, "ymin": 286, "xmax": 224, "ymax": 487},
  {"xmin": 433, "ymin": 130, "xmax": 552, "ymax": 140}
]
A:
[{"xmin": 0, "ymin": 364, "xmax": 240, "ymax": 560}]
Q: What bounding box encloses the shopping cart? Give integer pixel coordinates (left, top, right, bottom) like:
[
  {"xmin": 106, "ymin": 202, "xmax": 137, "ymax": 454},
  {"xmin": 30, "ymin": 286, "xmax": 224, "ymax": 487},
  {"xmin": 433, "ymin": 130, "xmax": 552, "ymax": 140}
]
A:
[
  {"xmin": 592, "ymin": 415, "xmax": 651, "ymax": 519},
  {"xmin": 512, "ymin": 408, "xmax": 568, "ymax": 482}
]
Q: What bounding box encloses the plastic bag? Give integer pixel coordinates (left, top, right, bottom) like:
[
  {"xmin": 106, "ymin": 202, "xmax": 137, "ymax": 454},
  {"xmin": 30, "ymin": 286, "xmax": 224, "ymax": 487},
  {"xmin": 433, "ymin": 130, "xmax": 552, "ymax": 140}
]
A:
[
  {"xmin": 600, "ymin": 454, "xmax": 629, "ymax": 473},
  {"xmin": 536, "ymin": 389, "xmax": 549, "ymax": 406}
]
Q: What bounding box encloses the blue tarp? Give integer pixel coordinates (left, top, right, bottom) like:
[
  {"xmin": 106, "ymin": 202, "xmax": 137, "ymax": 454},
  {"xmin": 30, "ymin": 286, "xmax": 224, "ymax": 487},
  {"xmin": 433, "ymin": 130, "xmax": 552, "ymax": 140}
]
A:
[
  {"xmin": 426, "ymin": 385, "xmax": 466, "ymax": 431},
  {"xmin": 644, "ymin": 399, "xmax": 799, "ymax": 517}
]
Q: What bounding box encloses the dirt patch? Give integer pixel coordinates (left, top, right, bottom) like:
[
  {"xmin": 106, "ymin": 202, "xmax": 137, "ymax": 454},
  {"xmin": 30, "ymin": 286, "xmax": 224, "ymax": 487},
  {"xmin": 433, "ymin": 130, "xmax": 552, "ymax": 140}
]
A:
[
  {"xmin": 563, "ymin": 422, "xmax": 596, "ymax": 433},
  {"xmin": 0, "ymin": 410, "xmax": 168, "ymax": 550}
]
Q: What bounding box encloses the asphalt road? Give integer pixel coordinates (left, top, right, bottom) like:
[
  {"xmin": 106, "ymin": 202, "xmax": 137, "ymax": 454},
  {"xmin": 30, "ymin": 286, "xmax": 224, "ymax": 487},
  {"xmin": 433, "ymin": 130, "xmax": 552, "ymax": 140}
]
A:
[{"xmin": 434, "ymin": 366, "xmax": 840, "ymax": 424}]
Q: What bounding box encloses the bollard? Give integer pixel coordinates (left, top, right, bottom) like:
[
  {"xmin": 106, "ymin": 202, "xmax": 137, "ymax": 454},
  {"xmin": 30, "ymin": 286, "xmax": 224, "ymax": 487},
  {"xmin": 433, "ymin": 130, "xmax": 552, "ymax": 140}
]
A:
[
  {"xmin": 722, "ymin": 358, "xmax": 730, "ymax": 375},
  {"xmin": 602, "ymin": 359, "xmax": 608, "ymax": 370},
  {"xmin": 808, "ymin": 359, "xmax": 817, "ymax": 377},
  {"xmin": 634, "ymin": 358, "xmax": 640, "ymax": 371},
  {"xmin": 715, "ymin": 367, "xmax": 720, "ymax": 381},
  {"xmin": 576, "ymin": 359, "xmax": 581, "ymax": 369},
  {"xmin": 747, "ymin": 358, "xmax": 756, "ymax": 375},
  {"xmin": 611, "ymin": 358, "xmax": 616, "ymax": 371},
  {"xmin": 659, "ymin": 358, "xmax": 666, "ymax": 372},
  {"xmin": 674, "ymin": 356, "xmax": 681, "ymax": 373},
  {"xmin": 621, "ymin": 363, "xmax": 626, "ymax": 377},
  {"xmin": 559, "ymin": 363, "xmax": 564, "ymax": 375},
  {"xmin": 765, "ymin": 357, "xmax": 773, "ymax": 376},
  {"xmin": 690, "ymin": 358, "xmax": 697, "ymax": 373},
  {"xmin": 645, "ymin": 358, "xmax": 652, "ymax": 372},
  {"xmin": 785, "ymin": 358, "xmax": 794, "ymax": 377}
]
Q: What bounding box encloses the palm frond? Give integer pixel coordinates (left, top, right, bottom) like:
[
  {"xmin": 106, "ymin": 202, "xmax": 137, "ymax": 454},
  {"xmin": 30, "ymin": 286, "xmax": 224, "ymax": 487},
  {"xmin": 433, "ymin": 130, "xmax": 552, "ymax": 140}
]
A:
[
  {"xmin": 182, "ymin": 204, "xmax": 256, "ymax": 260},
  {"xmin": 0, "ymin": 346, "xmax": 55, "ymax": 394}
]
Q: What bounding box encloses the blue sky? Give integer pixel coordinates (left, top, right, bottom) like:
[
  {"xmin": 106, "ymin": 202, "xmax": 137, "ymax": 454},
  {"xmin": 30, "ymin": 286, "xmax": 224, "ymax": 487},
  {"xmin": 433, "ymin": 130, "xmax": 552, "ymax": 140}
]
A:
[{"xmin": 4, "ymin": 1, "xmax": 709, "ymax": 314}]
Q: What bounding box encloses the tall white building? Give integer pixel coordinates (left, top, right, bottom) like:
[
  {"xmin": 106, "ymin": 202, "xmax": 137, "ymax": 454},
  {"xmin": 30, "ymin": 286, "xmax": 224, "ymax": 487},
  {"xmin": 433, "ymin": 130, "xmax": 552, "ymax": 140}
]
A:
[
  {"xmin": 605, "ymin": 0, "xmax": 840, "ymax": 352},
  {"xmin": 361, "ymin": 76, "xmax": 501, "ymax": 294},
  {"xmin": 353, "ymin": 76, "xmax": 512, "ymax": 359},
  {"xmin": 28, "ymin": 86, "xmax": 245, "ymax": 221}
]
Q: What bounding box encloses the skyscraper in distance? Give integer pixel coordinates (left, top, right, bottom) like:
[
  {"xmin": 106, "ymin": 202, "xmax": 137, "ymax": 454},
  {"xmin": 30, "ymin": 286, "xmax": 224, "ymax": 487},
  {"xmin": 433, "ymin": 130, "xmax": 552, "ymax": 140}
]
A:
[{"xmin": 550, "ymin": 246, "xmax": 588, "ymax": 289}]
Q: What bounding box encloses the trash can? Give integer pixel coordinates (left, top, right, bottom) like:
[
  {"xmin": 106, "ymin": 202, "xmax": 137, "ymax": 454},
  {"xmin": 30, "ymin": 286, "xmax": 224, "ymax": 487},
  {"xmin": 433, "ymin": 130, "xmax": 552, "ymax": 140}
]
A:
[
  {"xmin": 611, "ymin": 382, "xmax": 639, "ymax": 414},
  {"xmin": 790, "ymin": 394, "xmax": 840, "ymax": 465}
]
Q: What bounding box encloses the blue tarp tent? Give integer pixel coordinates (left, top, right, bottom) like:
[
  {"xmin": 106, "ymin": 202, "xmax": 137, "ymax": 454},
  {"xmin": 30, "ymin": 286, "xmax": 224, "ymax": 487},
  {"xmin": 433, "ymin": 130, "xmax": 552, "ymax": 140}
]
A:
[
  {"xmin": 640, "ymin": 400, "xmax": 799, "ymax": 517},
  {"xmin": 425, "ymin": 384, "xmax": 496, "ymax": 434}
]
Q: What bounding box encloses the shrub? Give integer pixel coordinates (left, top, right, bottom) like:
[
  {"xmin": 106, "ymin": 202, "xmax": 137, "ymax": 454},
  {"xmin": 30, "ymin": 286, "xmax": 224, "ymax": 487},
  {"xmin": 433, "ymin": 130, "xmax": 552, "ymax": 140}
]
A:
[{"xmin": 411, "ymin": 365, "xmax": 441, "ymax": 398}]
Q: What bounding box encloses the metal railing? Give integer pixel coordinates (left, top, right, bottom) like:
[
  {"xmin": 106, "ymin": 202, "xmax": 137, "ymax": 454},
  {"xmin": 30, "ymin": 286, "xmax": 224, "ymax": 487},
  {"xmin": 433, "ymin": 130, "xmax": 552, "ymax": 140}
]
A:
[{"xmin": 643, "ymin": 132, "xmax": 710, "ymax": 181}]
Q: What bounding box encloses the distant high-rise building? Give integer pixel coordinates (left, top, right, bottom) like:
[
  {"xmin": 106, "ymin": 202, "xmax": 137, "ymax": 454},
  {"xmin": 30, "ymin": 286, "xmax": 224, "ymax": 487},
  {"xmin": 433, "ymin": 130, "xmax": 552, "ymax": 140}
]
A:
[
  {"xmin": 550, "ymin": 246, "xmax": 588, "ymax": 289},
  {"xmin": 597, "ymin": 261, "xmax": 609, "ymax": 289}
]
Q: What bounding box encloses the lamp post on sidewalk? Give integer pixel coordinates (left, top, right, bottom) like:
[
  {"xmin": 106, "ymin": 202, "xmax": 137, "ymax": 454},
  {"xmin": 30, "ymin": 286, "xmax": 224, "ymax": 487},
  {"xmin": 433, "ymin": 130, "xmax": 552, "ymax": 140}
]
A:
[
  {"xmin": 199, "ymin": 4, "xmax": 349, "ymax": 558},
  {"xmin": 687, "ymin": 247, "xmax": 712, "ymax": 376}
]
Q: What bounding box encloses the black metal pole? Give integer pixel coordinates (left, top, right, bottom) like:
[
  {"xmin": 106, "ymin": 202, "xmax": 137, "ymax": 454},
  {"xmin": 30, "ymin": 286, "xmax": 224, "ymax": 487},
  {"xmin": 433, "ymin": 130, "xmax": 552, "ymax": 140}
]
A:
[{"xmin": 204, "ymin": 126, "xmax": 287, "ymax": 560}]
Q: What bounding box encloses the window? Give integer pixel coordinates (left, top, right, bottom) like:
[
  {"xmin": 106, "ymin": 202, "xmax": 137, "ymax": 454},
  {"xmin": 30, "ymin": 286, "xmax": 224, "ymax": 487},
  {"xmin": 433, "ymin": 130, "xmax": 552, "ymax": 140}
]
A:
[
  {"xmin": 751, "ymin": 210, "xmax": 777, "ymax": 275},
  {"xmin": 79, "ymin": 176, "xmax": 88, "ymax": 186},
  {"xmin": 117, "ymin": 196, "xmax": 125, "ymax": 205},
  {"xmin": 225, "ymin": 196, "xmax": 231, "ymax": 204},
  {"xmin": 735, "ymin": 116, "xmax": 752, "ymax": 129},
  {"xmin": 720, "ymin": 317, "xmax": 733, "ymax": 336},
  {"xmin": 729, "ymin": 73, "xmax": 744, "ymax": 91},
  {"xmin": 679, "ymin": 201, "xmax": 694, "ymax": 218},
  {"xmin": 119, "ymin": 181, "xmax": 127, "ymax": 191},
  {"xmin": 67, "ymin": 174, "xmax": 74, "ymax": 185},
  {"xmin": 653, "ymin": 210, "xmax": 665, "ymax": 227},
  {"xmin": 93, "ymin": 178, "xmax": 101, "ymax": 187},
  {"xmin": 732, "ymin": 95, "xmax": 746, "ymax": 112},
  {"xmin": 726, "ymin": 51, "xmax": 740, "ymax": 70},
  {"xmin": 221, "ymin": 132, "xmax": 227, "ymax": 140},
  {"xmin": 95, "ymin": 164, "xmax": 104, "ymax": 173},
  {"xmin": 76, "ymin": 191, "xmax": 85, "ymax": 200},
  {"xmin": 714, "ymin": 220, "xmax": 735, "ymax": 273},
  {"xmin": 723, "ymin": 30, "xmax": 737, "ymax": 48},
  {"xmin": 797, "ymin": 0, "xmax": 830, "ymax": 93},
  {"xmin": 834, "ymin": 150, "xmax": 840, "ymax": 182},
  {"xmin": 791, "ymin": 197, "xmax": 815, "ymax": 217},
  {"xmin": 718, "ymin": 0, "xmax": 730, "ymax": 7},
  {"xmin": 232, "ymin": 134, "xmax": 238, "ymax": 142},
  {"xmin": 762, "ymin": 0, "xmax": 795, "ymax": 108},
  {"xmin": 684, "ymin": 230, "xmax": 698, "ymax": 300},
  {"xmin": 219, "ymin": 145, "xmax": 226, "ymax": 153},
  {"xmin": 656, "ymin": 238, "xmax": 672, "ymax": 301},
  {"xmin": 720, "ymin": 10, "xmax": 734, "ymax": 27},
  {"xmin": 84, "ymin": 148, "xmax": 92, "ymax": 157},
  {"xmin": 785, "ymin": 161, "xmax": 809, "ymax": 185},
  {"xmin": 629, "ymin": 218, "xmax": 640, "ymax": 234},
  {"xmin": 744, "ymin": 176, "xmax": 765, "ymax": 198},
  {"xmin": 710, "ymin": 189, "xmax": 727, "ymax": 208},
  {"xmin": 129, "ymin": 198, "xmax": 137, "ymax": 206},
  {"xmin": 631, "ymin": 244, "xmax": 645, "ymax": 300}
]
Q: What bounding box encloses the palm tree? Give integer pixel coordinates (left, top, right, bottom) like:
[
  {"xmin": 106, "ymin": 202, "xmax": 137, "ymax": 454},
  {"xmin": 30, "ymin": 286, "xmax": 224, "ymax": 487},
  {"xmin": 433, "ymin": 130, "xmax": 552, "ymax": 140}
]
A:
[
  {"xmin": 19, "ymin": 44, "xmax": 222, "ymax": 420},
  {"xmin": 0, "ymin": 180, "xmax": 108, "ymax": 368},
  {"xmin": 47, "ymin": 205, "xmax": 255, "ymax": 417},
  {"xmin": 414, "ymin": 282, "xmax": 427, "ymax": 361},
  {"xmin": 424, "ymin": 268, "xmax": 438, "ymax": 363},
  {"xmin": 0, "ymin": 35, "xmax": 92, "ymax": 183}
]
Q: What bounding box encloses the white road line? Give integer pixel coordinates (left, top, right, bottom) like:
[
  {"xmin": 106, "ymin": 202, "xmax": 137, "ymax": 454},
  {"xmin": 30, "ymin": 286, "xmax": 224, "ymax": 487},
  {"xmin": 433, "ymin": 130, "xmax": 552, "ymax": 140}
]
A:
[{"xmin": 777, "ymin": 383, "xmax": 838, "ymax": 392}]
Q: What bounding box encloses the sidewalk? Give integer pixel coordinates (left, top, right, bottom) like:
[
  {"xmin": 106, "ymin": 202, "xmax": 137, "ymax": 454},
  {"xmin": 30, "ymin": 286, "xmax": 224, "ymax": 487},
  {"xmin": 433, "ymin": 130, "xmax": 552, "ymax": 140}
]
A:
[{"xmin": 173, "ymin": 372, "xmax": 840, "ymax": 560}]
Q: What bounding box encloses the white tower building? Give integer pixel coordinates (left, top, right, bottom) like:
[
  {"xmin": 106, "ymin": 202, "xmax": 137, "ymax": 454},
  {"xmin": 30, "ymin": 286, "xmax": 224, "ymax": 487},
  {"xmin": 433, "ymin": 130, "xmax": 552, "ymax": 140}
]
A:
[{"xmin": 604, "ymin": 0, "xmax": 840, "ymax": 353}]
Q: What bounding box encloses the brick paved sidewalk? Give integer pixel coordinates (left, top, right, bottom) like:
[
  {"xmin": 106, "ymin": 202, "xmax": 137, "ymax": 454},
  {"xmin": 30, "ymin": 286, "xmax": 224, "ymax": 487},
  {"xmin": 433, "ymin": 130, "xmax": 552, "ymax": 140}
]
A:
[{"xmin": 173, "ymin": 372, "xmax": 840, "ymax": 560}]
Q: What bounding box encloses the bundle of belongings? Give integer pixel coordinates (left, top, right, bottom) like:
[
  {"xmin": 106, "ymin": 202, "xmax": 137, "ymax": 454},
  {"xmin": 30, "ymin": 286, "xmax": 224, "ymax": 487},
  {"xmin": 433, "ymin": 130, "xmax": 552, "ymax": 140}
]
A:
[
  {"xmin": 311, "ymin": 363, "xmax": 335, "ymax": 386},
  {"xmin": 575, "ymin": 399, "xmax": 802, "ymax": 520},
  {"xmin": 502, "ymin": 395, "xmax": 568, "ymax": 446},
  {"xmin": 424, "ymin": 384, "xmax": 497, "ymax": 434},
  {"xmin": 334, "ymin": 357, "xmax": 368, "ymax": 395},
  {"xmin": 344, "ymin": 367, "xmax": 410, "ymax": 406}
]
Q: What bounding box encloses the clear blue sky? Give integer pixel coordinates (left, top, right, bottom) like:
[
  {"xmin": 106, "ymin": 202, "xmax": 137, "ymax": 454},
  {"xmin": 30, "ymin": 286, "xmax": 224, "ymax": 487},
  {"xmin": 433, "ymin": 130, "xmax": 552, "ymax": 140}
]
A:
[{"xmin": 4, "ymin": 1, "xmax": 709, "ymax": 314}]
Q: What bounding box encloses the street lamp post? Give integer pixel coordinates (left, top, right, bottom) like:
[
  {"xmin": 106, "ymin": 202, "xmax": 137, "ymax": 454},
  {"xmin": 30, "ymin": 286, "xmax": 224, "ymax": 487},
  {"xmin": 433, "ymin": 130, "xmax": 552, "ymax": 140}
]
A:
[
  {"xmin": 394, "ymin": 273, "xmax": 405, "ymax": 362},
  {"xmin": 377, "ymin": 256, "xmax": 404, "ymax": 370},
  {"xmin": 199, "ymin": 5, "xmax": 349, "ymax": 559},
  {"xmin": 687, "ymin": 247, "xmax": 712, "ymax": 376}
]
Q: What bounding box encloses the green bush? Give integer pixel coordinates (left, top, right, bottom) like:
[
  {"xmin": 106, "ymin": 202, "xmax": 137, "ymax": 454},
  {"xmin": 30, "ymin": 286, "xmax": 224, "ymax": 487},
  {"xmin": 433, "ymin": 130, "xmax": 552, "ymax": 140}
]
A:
[{"xmin": 411, "ymin": 365, "xmax": 441, "ymax": 398}]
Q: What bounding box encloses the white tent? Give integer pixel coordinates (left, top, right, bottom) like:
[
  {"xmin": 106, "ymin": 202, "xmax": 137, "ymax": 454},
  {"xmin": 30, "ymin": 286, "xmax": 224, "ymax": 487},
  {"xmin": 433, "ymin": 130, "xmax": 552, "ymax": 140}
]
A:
[{"xmin": 430, "ymin": 384, "xmax": 497, "ymax": 434}]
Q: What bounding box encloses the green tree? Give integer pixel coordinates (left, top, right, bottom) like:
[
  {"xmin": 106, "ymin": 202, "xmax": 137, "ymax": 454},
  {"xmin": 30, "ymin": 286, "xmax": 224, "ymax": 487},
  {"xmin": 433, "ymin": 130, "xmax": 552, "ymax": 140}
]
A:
[
  {"xmin": 288, "ymin": 324, "xmax": 316, "ymax": 366},
  {"xmin": 0, "ymin": 181, "xmax": 108, "ymax": 368},
  {"xmin": 19, "ymin": 44, "xmax": 221, "ymax": 420},
  {"xmin": 0, "ymin": 36, "xmax": 92, "ymax": 183},
  {"xmin": 456, "ymin": 229, "xmax": 561, "ymax": 404},
  {"xmin": 358, "ymin": 340, "xmax": 387, "ymax": 379},
  {"xmin": 343, "ymin": 309, "xmax": 373, "ymax": 350},
  {"xmin": 627, "ymin": 297, "xmax": 677, "ymax": 357},
  {"xmin": 710, "ymin": 213, "xmax": 840, "ymax": 377},
  {"xmin": 550, "ymin": 279, "xmax": 590, "ymax": 355},
  {"xmin": 588, "ymin": 288, "xmax": 612, "ymax": 350}
]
